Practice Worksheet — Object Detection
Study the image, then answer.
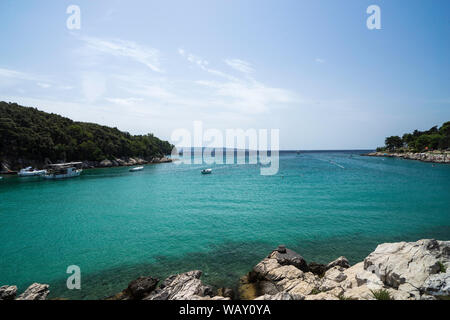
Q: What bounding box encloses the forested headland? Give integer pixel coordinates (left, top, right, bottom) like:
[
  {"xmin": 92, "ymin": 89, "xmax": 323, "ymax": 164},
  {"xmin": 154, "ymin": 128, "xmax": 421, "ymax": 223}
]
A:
[
  {"xmin": 0, "ymin": 102, "xmax": 173, "ymax": 166},
  {"xmin": 377, "ymin": 122, "xmax": 450, "ymax": 152}
]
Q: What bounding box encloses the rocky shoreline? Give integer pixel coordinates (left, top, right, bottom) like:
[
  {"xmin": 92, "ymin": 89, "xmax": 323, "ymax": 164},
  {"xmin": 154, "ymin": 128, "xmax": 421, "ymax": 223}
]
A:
[
  {"xmin": 0, "ymin": 156, "xmax": 173, "ymax": 174},
  {"xmin": 363, "ymin": 151, "xmax": 450, "ymax": 164},
  {"xmin": 1, "ymin": 239, "xmax": 449, "ymax": 301}
]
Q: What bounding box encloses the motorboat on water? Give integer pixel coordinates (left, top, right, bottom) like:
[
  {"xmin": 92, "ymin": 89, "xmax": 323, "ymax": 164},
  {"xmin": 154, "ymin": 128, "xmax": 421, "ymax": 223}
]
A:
[
  {"xmin": 130, "ymin": 166, "xmax": 144, "ymax": 172},
  {"xmin": 18, "ymin": 167, "xmax": 47, "ymax": 177},
  {"xmin": 201, "ymin": 168, "xmax": 212, "ymax": 174},
  {"xmin": 44, "ymin": 162, "xmax": 83, "ymax": 180}
]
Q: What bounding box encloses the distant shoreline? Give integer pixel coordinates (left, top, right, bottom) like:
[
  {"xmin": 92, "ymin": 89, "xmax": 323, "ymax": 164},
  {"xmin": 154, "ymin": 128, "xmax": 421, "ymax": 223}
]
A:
[
  {"xmin": 362, "ymin": 151, "xmax": 450, "ymax": 164},
  {"xmin": 0, "ymin": 156, "xmax": 173, "ymax": 174}
]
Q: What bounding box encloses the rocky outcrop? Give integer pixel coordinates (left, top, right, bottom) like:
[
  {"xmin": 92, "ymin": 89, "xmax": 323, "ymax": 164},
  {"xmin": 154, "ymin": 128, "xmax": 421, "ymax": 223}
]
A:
[
  {"xmin": 326, "ymin": 256, "xmax": 350, "ymax": 270},
  {"xmin": 16, "ymin": 283, "xmax": 49, "ymax": 300},
  {"xmin": 240, "ymin": 239, "xmax": 450, "ymax": 300},
  {"xmin": 0, "ymin": 285, "xmax": 17, "ymax": 300},
  {"xmin": 363, "ymin": 239, "xmax": 449, "ymax": 289},
  {"xmin": 126, "ymin": 276, "xmax": 159, "ymax": 299},
  {"xmin": 152, "ymin": 157, "xmax": 172, "ymax": 164},
  {"xmin": 97, "ymin": 157, "xmax": 172, "ymax": 168},
  {"xmin": 4, "ymin": 239, "xmax": 449, "ymax": 301},
  {"xmin": 217, "ymin": 287, "xmax": 235, "ymax": 300},
  {"xmin": 269, "ymin": 245, "xmax": 309, "ymax": 272},
  {"xmin": 365, "ymin": 151, "xmax": 450, "ymax": 164},
  {"xmin": 144, "ymin": 270, "xmax": 217, "ymax": 300},
  {"xmin": 99, "ymin": 159, "xmax": 113, "ymax": 167},
  {"xmin": 421, "ymin": 272, "xmax": 450, "ymax": 296},
  {"xmin": 2, "ymin": 156, "xmax": 173, "ymax": 172},
  {"xmin": 307, "ymin": 262, "xmax": 327, "ymax": 276}
]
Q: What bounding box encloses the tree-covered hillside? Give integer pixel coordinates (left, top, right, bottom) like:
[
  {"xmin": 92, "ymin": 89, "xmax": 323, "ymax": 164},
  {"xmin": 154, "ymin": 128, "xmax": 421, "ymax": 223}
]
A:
[
  {"xmin": 378, "ymin": 121, "xmax": 450, "ymax": 152},
  {"xmin": 0, "ymin": 102, "xmax": 173, "ymax": 163}
]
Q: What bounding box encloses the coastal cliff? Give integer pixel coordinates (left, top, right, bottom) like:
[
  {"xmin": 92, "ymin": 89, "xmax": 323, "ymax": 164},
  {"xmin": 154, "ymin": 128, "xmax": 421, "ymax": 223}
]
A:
[
  {"xmin": 364, "ymin": 151, "xmax": 450, "ymax": 164},
  {"xmin": 2, "ymin": 239, "xmax": 449, "ymax": 301}
]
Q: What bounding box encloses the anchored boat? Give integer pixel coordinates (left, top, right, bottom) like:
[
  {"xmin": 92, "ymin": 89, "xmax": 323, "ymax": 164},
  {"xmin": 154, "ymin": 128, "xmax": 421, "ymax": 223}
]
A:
[
  {"xmin": 44, "ymin": 162, "xmax": 83, "ymax": 180},
  {"xmin": 201, "ymin": 168, "xmax": 212, "ymax": 174},
  {"xmin": 130, "ymin": 166, "xmax": 144, "ymax": 172},
  {"xmin": 18, "ymin": 167, "xmax": 47, "ymax": 177}
]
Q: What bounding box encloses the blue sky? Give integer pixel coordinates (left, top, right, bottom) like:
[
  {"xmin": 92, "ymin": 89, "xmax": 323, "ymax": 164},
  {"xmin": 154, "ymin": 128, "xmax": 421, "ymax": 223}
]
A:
[{"xmin": 0, "ymin": 0, "xmax": 449, "ymax": 149}]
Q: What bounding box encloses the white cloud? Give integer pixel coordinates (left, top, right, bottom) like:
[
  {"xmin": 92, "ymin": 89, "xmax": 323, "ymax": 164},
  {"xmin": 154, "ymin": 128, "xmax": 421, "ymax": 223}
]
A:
[
  {"xmin": 315, "ymin": 58, "xmax": 325, "ymax": 64},
  {"xmin": 125, "ymin": 85, "xmax": 175, "ymax": 100},
  {"xmin": 179, "ymin": 50, "xmax": 298, "ymax": 114},
  {"xmin": 0, "ymin": 67, "xmax": 72, "ymax": 90},
  {"xmin": 178, "ymin": 49, "xmax": 237, "ymax": 81},
  {"xmin": 105, "ymin": 97, "xmax": 144, "ymax": 106},
  {"xmin": 225, "ymin": 59, "xmax": 253, "ymax": 73},
  {"xmin": 0, "ymin": 68, "xmax": 37, "ymax": 81},
  {"xmin": 37, "ymin": 82, "xmax": 51, "ymax": 89},
  {"xmin": 195, "ymin": 79, "xmax": 296, "ymax": 114},
  {"xmin": 80, "ymin": 36, "xmax": 163, "ymax": 72}
]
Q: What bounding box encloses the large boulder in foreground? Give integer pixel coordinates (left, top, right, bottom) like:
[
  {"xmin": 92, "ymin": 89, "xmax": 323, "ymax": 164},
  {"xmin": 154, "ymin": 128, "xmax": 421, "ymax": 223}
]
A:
[
  {"xmin": 363, "ymin": 239, "xmax": 450, "ymax": 289},
  {"xmin": 241, "ymin": 239, "xmax": 450, "ymax": 300},
  {"xmin": 268, "ymin": 245, "xmax": 309, "ymax": 272},
  {"xmin": 16, "ymin": 283, "xmax": 49, "ymax": 300}
]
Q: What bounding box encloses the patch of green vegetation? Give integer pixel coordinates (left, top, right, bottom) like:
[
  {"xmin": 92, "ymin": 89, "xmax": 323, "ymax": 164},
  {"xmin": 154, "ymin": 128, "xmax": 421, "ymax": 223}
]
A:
[
  {"xmin": 0, "ymin": 102, "xmax": 173, "ymax": 163},
  {"xmin": 310, "ymin": 288, "xmax": 321, "ymax": 295},
  {"xmin": 438, "ymin": 261, "xmax": 447, "ymax": 273},
  {"xmin": 378, "ymin": 121, "xmax": 450, "ymax": 152},
  {"xmin": 370, "ymin": 289, "xmax": 392, "ymax": 300},
  {"xmin": 338, "ymin": 294, "xmax": 356, "ymax": 300}
]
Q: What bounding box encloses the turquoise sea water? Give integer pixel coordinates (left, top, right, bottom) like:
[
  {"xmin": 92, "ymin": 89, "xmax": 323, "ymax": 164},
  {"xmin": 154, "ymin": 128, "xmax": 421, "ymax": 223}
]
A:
[{"xmin": 0, "ymin": 151, "xmax": 449, "ymax": 299}]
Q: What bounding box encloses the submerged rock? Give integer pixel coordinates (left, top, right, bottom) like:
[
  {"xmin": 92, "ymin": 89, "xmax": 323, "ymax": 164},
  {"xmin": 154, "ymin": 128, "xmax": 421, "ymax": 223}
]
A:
[
  {"xmin": 126, "ymin": 276, "xmax": 159, "ymax": 299},
  {"xmin": 0, "ymin": 285, "xmax": 17, "ymax": 300},
  {"xmin": 16, "ymin": 283, "xmax": 49, "ymax": 300}
]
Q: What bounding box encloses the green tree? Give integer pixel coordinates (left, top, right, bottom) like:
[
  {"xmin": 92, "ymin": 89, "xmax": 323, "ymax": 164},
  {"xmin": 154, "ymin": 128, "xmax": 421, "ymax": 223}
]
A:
[{"xmin": 385, "ymin": 136, "xmax": 403, "ymax": 151}]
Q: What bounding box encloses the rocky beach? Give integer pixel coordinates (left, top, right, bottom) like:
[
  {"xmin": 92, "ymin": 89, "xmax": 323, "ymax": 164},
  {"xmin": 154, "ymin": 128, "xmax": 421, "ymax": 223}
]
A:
[
  {"xmin": 364, "ymin": 151, "xmax": 450, "ymax": 164},
  {"xmin": 2, "ymin": 239, "xmax": 449, "ymax": 301},
  {"xmin": 0, "ymin": 156, "xmax": 173, "ymax": 174}
]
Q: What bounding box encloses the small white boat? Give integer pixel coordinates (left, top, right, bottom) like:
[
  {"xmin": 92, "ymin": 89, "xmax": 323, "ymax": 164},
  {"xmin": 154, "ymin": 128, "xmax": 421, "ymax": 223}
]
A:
[
  {"xmin": 18, "ymin": 167, "xmax": 47, "ymax": 177},
  {"xmin": 44, "ymin": 162, "xmax": 83, "ymax": 180},
  {"xmin": 130, "ymin": 166, "xmax": 144, "ymax": 172},
  {"xmin": 201, "ymin": 168, "xmax": 212, "ymax": 175}
]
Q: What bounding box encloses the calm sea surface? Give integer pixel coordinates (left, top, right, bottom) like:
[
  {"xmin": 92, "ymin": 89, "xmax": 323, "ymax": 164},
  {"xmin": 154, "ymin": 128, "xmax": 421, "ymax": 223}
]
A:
[{"xmin": 1, "ymin": 151, "xmax": 449, "ymax": 299}]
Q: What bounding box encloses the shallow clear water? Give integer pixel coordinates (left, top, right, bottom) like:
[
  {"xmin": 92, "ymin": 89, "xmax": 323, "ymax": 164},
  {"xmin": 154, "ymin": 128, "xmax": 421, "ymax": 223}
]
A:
[{"xmin": 0, "ymin": 151, "xmax": 449, "ymax": 299}]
